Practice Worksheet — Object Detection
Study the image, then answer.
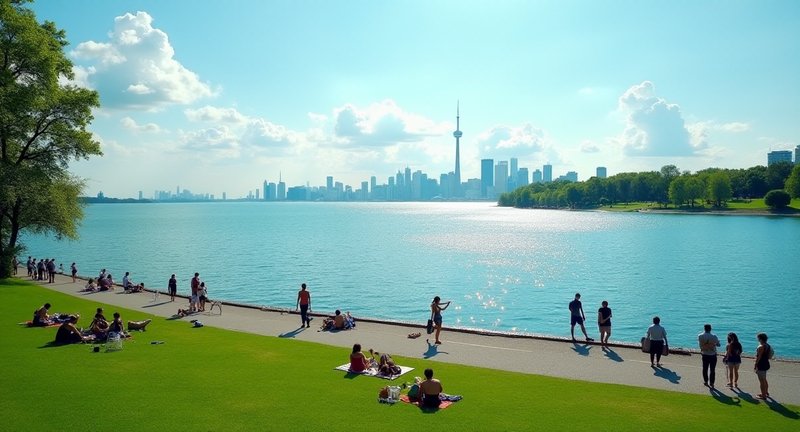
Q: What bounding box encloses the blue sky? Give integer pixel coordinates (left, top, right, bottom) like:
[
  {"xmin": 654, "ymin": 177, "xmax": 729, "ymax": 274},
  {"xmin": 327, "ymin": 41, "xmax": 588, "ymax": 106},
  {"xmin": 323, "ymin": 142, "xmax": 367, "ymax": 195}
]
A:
[{"xmin": 32, "ymin": 0, "xmax": 800, "ymax": 198}]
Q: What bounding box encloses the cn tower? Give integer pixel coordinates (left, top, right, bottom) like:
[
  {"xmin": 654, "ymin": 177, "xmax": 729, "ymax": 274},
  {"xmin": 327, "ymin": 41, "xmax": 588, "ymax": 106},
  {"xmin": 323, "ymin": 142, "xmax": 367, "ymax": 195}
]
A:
[{"xmin": 453, "ymin": 101, "xmax": 462, "ymax": 197}]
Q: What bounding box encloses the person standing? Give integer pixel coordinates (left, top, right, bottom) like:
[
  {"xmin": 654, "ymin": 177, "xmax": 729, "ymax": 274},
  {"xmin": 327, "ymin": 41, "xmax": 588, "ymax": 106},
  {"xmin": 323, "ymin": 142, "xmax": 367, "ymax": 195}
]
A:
[
  {"xmin": 70, "ymin": 262, "xmax": 77, "ymax": 283},
  {"xmin": 190, "ymin": 273, "xmax": 200, "ymax": 312},
  {"xmin": 168, "ymin": 274, "xmax": 177, "ymax": 302},
  {"xmin": 646, "ymin": 316, "xmax": 668, "ymax": 367},
  {"xmin": 724, "ymin": 332, "xmax": 743, "ymax": 388},
  {"xmin": 46, "ymin": 259, "xmax": 56, "ymax": 283},
  {"xmin": 597, "ymin": 300, "xmax": 612, "ymax": 347},
  {"xmin": 754, "ymin": 333, "xmax": 773, "ymax": 399},
  {"xmin": 569, "ymin": 293, "xmax": 594, "ymax": 342},
  {"xmin": 698, "ymin": 324, "xmax": 720, "ymax": 387},
  {"xmin": 26, "ymin": 256, "xmax": 33, "ymax": 278},
  {"xmin": 296, "ymin": 283, "xmax": 312, "ymax": 328},
  {"xmin": 12, "ymin": 256, "xmax": 18, "ymax": 275},
  {"xmin": 429, "ymin": 296, "xmax": 451, "ymax": 345}
]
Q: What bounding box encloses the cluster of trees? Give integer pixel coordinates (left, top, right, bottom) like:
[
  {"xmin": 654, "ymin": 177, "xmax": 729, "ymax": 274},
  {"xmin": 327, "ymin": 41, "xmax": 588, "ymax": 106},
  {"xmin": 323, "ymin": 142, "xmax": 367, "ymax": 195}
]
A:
[
  {"xmin": 0, "ymin": 1, "xmax": 101, "ymax": 278},
  {"xmin": 499, "ymin": 162, "xmax": 800, "ymax": 210}
]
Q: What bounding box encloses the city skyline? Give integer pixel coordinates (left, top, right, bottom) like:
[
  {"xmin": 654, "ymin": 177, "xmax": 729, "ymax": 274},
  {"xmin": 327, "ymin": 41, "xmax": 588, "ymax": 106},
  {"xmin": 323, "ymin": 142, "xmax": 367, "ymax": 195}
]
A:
[{"xmin": 31, "ymin": 1, "xmax": 800, "ymax": 198}]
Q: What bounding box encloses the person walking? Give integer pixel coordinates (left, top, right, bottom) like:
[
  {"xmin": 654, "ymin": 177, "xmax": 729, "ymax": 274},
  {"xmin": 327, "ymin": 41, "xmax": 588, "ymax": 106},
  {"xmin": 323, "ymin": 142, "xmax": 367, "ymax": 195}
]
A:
[
  {"xmin": 724, "ymin": 332, "xmax": 743, "ymax": 388},
  {"xmin": 646, "ymin": 316, "xmax": 668, "ymax": 367},
  {"xmin": 429, "ymin": 296, "xmax": 451, "ymax": 345},
  {"xmin": 597, "ymin": 300, "xmax": 612, "ymax": 347},
  {"xmin": 70, "ymin": 262, "xmax": 77, "ymax": 283},
  {"xmin": 569, "ymin": 293, "xmax": 594, "ymax": 342},
  {"xmin": 168, "ymin": 274, "xmax": 177, "ymax": 302},
  {"xmin": 754, "ymin": 333, "xmax": 773, "ymax": 399},
  {"xmin": 296, "ymin": 283, "xmax": 312, "ymax": 328},
  {"xmin": 698, "ymin": 324, "xmax": 720, "ymax": 388},
  {"xmin": 190, "ymin": 273, "xmax": 200, "ymax": 312}
]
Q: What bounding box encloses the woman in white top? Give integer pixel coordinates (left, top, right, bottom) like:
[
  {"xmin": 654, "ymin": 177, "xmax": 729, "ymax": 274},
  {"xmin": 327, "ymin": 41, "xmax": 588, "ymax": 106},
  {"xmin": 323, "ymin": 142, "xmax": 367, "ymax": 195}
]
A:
[{"xmin": 646, "ymin": 316, "xmax": 668, "ymax": 367}]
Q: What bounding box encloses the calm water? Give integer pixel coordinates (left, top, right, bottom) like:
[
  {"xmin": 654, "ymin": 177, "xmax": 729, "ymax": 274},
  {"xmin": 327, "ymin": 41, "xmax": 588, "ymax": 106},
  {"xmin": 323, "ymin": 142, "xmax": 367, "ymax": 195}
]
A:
[{"xmin": 21, "ymin": 202, "xmax": 800, "ymax": 357}]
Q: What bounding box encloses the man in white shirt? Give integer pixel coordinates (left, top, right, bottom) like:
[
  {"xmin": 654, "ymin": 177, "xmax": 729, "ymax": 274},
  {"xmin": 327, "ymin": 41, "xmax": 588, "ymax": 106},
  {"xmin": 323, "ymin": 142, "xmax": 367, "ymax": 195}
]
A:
[{"xmin": 698, "ymin": 323, "xmax": 721, "ymax": 388}]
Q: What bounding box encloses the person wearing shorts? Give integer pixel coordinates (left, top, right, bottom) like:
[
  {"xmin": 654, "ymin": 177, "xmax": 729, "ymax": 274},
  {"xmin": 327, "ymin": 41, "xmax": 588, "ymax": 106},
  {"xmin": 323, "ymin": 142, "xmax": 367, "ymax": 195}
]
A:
[
  {"xmin": 70, "ymin": 263, "xmax": 77, "ymax": 283},
  {"xmin": 597, "ymin": 300, "xmax": 612, "ymax": 347},
  {"xmin": 296, "ymin": 283, "xmax": 312, "ymax": 328},
  {"xmin": 190, "ymin": 273, "xmax": 200, "ymax": 312},
  {"xmin": 168, "ymin": 274, "xmax": 178, "ymax": 302},
  {"xmin": 754, "ymin": 333, "xmax": 773, "ymax": 399},
  {"xmin": 646, "ymin": 316, "xmax": 668, "ymax": 367},
  {"xmin": 569, "ymin": 293, "xmax": 593, "ymax": 342}
]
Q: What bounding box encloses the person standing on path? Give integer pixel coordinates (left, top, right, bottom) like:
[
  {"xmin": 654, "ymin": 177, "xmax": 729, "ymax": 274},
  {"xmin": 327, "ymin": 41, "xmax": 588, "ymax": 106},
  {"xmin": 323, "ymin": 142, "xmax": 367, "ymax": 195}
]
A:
[
  {"xmin": 429, "ymin": 296, "xmax": 451, "ymax": 345},
  {"xmin": 70, "ymin": 263, "xmax": 77, "ymax": 283},
  {"xmin": 698, "ymin": 324, "xmax": 720, "ymax": 387},
  {"xmin": 190, "ymin": 273, "xmax": 200, "ymax": 312},
  {"xmin": 296, "ymin": 283, "xmax": 312, "ymax": 328},
  {"xmin": 569, "ymin": 293, "xmax": 594, "ymax": 342},
  {"xmin": 754, "ymin": 332, "xmax": 773, "ymax": 399},
  {"xmin": 168, "ymin": 274, "xmax": 177, "ymax": 302},
  {"xmin": 646, "ymin": 316, "xmax": 668, "ymax": 367},
  {"xmin": 47, "ymin": 259, "xmax": 56, "ymax": 283},
  {"xmin": 724, "ymin": 332, "xmax": 742, "ymax": 388},
  {"xmin": 597, "ymin": 300, "xmax": 612, "ymax": 347}
]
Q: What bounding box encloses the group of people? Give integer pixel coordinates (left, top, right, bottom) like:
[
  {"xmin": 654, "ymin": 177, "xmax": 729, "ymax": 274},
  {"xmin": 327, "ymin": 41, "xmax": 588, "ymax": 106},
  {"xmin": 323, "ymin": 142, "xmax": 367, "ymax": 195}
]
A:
[
  {"xmin": 32, "ymin": 302, "xmax": 151, "ymax": 344},
  {"xmin": 24, "ymin": 256, "xmax": 76, "ymax": 284},
  {"xmin": 570, "ymin": 292, "xmax": 776, "ymax": 400}
]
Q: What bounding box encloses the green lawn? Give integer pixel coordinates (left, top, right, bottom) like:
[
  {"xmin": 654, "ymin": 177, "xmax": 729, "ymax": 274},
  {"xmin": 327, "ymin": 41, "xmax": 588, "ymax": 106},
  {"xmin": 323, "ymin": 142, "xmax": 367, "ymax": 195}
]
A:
[
  {"xmin": 600, "ymin": 198, "xmax": 800, "ymax": 213},
  {"xmin": 2, "ymin": 279, "xmax": 798, "ymax": 431}
]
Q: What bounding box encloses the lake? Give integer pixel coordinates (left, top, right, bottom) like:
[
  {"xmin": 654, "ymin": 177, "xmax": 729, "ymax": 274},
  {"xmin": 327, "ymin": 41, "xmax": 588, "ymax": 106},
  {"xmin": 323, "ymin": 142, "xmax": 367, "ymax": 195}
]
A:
[{"xmin": 20, "ymin": 202, "xmax": 800, "ymax": 357}]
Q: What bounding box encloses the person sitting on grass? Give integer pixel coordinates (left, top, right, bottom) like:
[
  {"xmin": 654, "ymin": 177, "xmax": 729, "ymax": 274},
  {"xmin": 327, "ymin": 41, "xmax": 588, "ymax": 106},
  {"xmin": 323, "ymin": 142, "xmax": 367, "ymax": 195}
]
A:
[
  {"xmin": 419, "ymin": 368, "xmax": 443, "ymax": 408},
  {"xmin": 349, "ymin": 343, "xmax": 372, "ymax": 373},
  {"xmin": 89, "ymin": 307, "xmax": 110, "ymax": 338},
  {"xmin": 32, "ymin": 303, "xmax": 52, "ymax": 326},
  {"xmin": 55, "ymin": 315, "xmax": 88, "ymax": 344}
]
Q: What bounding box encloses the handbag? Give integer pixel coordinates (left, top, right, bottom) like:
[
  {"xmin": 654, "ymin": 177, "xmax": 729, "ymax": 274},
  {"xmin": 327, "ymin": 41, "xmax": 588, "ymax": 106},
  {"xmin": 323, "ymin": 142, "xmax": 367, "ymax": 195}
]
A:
[
  {"xmin": 640, "ymin": 337, "xmax": 650, "ymax": 353},
  {"xmin": 662, "ymin": 343, "xmax": 670, "ymax": 356},
  {"xmin": 426, "ymin": 319, "xmax": 434, "ymax": 334}
]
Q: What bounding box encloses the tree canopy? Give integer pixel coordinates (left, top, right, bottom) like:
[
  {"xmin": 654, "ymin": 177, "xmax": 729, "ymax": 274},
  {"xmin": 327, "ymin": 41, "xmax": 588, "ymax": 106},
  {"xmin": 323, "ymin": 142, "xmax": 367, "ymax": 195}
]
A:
[{"xmin": 0, "ymin": 0, "xmax": 101, "ymax": 278}]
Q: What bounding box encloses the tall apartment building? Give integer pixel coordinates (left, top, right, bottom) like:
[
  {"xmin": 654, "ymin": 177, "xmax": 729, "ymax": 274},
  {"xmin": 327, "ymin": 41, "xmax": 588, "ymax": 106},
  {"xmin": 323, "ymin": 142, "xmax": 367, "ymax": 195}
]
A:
[{"xmin": 543, "ymin": 164, "xmax": 553, "ymax": 183}]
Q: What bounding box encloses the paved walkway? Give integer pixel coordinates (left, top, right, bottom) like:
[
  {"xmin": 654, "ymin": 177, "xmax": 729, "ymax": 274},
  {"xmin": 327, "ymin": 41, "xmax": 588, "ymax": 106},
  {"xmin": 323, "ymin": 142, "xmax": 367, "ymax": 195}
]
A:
[{"xmin": 24, "ymin": 272, "xmax": 800, "ymax": 405}]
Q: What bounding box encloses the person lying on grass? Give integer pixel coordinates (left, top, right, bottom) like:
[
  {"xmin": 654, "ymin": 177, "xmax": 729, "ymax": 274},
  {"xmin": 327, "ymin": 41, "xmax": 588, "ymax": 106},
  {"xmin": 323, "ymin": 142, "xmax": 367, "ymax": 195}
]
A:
[{"xmin": 369, "ymin": 349, "xmax": 401, "ymax": 376}]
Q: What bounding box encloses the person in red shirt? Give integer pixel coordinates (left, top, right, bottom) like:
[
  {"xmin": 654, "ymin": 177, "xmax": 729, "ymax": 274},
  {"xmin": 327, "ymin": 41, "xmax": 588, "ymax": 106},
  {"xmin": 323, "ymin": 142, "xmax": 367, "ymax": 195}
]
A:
[
  {"xmin": 296, "ymin": 283, "xmax": 312, "ymax": 328},
  {"xmin": 190, "ymin": 273, "xmax": 200, "ymax": 312}
]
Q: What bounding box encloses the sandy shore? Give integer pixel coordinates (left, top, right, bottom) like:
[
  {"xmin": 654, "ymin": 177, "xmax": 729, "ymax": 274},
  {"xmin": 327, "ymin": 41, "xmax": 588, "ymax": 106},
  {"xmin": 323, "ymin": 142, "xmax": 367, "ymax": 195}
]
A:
[{"xmin": 21, "ymin": 271, "xmax": 800, "ymax": 405}]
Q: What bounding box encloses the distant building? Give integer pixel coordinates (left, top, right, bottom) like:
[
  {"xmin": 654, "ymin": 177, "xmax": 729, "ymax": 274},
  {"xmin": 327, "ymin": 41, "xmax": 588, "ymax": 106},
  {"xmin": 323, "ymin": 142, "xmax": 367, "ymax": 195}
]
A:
[
  {"xmin": 532, "ymin": 169, "xmax": 542, "ymax": 183},
  {"xmin": 97, "ymin": 191, "xmax": 104, "ymax": 199},
  {"xmin": 517, "ymin": 167, "xmax": 529, "ymax": 187},
  {"xmin": 266, "ymin": 183, "xmax": 276, "ymax": 200},
  {"xmin": 138, "ymin": 190, "xmax": 143, "ymax": 200},
  {"xmin": 596, "ymin": 166, "xmax": 607, "ymax": 179},
  {"xmin": 222, "ymin": 192, "xmax": 227, "ymax": 201},
  {"xmin": 286, "ymin": 186, "xmax": 307, "ymax": 201},
  {"xmin": 768, "ymin": 150, "xmax": 793, "ymax": 166},
  {"xmin": 509, "ymin": 158, "xmax": 518, "ymax": 190},
  {"xmin": 263, "ymin": 180, "xmax": 268, "ymax": 200},
  {"xmin": 543, "ymin": 164, "xmax": 553, "ymax": 183},
  {"xmin": 255, "ymin": 188, "xmax": 260, "ymax": 200},
  {"xmin": 277, "ymin": 181, "xmax": 286, "ymax": 200},
  {"xmin": 494, "ymin": 161, "xmax": 508, "ymax": 194},
  {"xmin": 565, "ymin": 171, "xmax": 578, "ymax": 182},
  {"xmin": 796, "ymin": 145, "xmax": 800, "ymax": 164},
  {"xmin": 481, "ymin": 159, "xmax": 494, "ymax": 198}
]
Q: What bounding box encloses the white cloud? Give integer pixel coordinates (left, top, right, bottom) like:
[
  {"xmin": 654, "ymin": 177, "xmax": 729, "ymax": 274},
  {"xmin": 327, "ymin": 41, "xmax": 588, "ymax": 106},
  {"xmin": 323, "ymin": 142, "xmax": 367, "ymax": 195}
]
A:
[
  {"xmin": 477, "ymin": 123, "xmax": 549, "ymax": 159},
  {"xmin": 71, "ymin": 11, "xmax": 214, "ymax": 109},
  {"xmin": 616, "ymin": 81, "xmax": 699, "ymax": 157},
  {"xmin": 332, "ymin": 100, "xmax": 449, "ymax": 147},
  {"xmin": 718, "ymin": 122, "xmax": 750, "ymax": 133},
  {"xmin": 120, "ymin": 116, "xmax": 161, "ymax": 133},
  {"xmin": 580, "ymin": 140, "xmax": 600, "ymax": 153},
  {"xmin": 241, "ymin": 118, "xmax": 299, "ymax": 149},
  {"xmin": 185, "ymin": 106, "xmax": 248, "ymax": 124},
  {"xmin": 179, "ymin": 126, "xmax": 240, "ymax": 157}
]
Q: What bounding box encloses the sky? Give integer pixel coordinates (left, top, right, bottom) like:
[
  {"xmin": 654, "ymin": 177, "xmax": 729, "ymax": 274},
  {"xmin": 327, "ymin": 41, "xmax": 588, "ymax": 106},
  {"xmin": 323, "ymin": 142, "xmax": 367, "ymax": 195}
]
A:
[{"xmin": 30, "ymin": 0, "xmax": 800, "ymax": 198}]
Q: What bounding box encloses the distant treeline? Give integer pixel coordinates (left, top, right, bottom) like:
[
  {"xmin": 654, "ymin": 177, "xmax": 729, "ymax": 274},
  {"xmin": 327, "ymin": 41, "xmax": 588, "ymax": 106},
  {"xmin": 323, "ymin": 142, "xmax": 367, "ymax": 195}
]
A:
[{"xmin": 498, "ymin": 162, "xmax": 800, "ymax": 209}]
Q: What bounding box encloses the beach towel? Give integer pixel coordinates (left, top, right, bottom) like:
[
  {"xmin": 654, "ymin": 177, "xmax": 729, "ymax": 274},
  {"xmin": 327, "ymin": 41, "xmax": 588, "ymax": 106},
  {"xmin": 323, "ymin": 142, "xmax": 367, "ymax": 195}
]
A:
[
  {"xmin": 399, "ymin": 394, "xmax": 457, "ymax": 410},
  {"xmin": 334, "ymin": 363, "xmax": 414, "ymax": 380}
]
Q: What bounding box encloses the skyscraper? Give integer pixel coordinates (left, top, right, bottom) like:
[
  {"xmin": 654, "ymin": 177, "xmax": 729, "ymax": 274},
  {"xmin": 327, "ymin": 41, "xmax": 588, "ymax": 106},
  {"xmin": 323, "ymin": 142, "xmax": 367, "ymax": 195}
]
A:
[
  {"xmin": 263, "ymin": 180, "xmax": 268, "ymax": 200},
  {"xmin": 494, "ymin": 161, "xmax": 508, "ymax": 194},
  {"xmin": 277, "ymin": 172, "xmax": 286, "ymax": 200},
  {"xmin": 543, "ymin": 164, "xmax": 553, "ymax": 183},
  {"xmin": 517, "ymin": 167, "xmax": 529, "ymax": 186},
  {"xmin": 596, "ymin": 167, "xmax": 607, "ymax": 179},
  {"xmin": 481, "ymin": 159, "xmax": 494, "ymax": 198},
  {"xmin": 768, "ymin": 150, "xmax": 792, "ymax": 166},
  {"xmin": 453, "ymin": 102, "xmax": 463, "ymax": 197},
  {"xmin": 532, "ymin": 169, "xmax": 542, "ymax": 183},
  {"xmin": 795, "ymin": 145, "xmax": 800, "ymax": 164}
]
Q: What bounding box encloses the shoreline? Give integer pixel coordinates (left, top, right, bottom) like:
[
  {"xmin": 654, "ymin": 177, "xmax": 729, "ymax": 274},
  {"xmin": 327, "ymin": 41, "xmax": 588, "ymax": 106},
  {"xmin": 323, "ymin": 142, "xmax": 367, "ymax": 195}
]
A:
[{"xmin": 30, "ymin": 268, "xmax": 798, "ymax": 363}]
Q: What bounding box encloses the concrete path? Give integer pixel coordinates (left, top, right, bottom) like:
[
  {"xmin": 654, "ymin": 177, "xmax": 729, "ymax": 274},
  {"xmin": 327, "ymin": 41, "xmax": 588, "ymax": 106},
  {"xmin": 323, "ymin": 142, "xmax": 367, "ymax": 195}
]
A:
[{"xmin": 23, "ymin": 272, "xmax": 800, "ymax": 406}]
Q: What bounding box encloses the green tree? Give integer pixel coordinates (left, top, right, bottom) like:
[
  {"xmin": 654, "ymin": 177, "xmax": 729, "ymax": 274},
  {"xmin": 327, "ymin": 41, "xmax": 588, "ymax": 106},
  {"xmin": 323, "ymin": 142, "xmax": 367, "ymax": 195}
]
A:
[
  {"xmin": 785, "ymin": 164, "xmax": 800, "ymax": 199},
  {"xmin": 0, "ymin": 1, "xmax": 101, "ymax": 278},
  {"xmin": 706, "ymin": 172, "xmax": 732, "ymax": 207},
  {"xmin": 668, "ymin": 176, "xmax": 687, "ymax": 206},
  {"xmin": 764, "ymin": 189, "xmax": 791, "ymax": 209},
  {"xmin": 685, "ymin": 176, "xmax": 705, "ymax": 208}
]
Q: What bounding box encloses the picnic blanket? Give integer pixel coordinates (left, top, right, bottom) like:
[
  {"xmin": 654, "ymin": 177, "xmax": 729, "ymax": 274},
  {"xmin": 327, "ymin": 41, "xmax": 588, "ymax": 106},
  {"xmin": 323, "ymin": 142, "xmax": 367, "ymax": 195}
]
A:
[
  {"xmin": 399, "ymin": 394, "xmax": 457, "ymax": 410},
  {"xmin": 334, "ymin": 363, "xmax": 414, "ymax": 380}
]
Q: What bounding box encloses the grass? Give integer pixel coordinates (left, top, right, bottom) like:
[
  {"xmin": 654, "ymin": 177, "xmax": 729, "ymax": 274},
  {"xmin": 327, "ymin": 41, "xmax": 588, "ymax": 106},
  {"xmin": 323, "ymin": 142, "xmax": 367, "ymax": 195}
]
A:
[
  {"xmin": 2, "ymin": 279, "xmax": 798, "ymax": 431},
  {"xmin": 600, "ymin": 198, "xmax": 800, "ymax": 213}
]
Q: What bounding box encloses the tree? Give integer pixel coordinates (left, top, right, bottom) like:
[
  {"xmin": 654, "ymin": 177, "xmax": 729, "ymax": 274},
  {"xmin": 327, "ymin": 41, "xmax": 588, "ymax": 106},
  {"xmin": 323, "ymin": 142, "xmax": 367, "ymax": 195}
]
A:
[
  {"xmin": 786, "ymin": 164, "xmax": 800, "ymax": 199},
  {"xmin": 668, "ymin": 176, "xmax": 687, "ymax": 206},
  {"xmin": 0, "ymin": 1, "xmax": 101, "ymax": 278},
  {"xmin": 766, "ymin": 161, "xmax": 793, "ymax": 191},
  {"xmin": 684, "ymin": 176, "xmax": 705, "ymax": 208},
  {"xmin": 764, "ymin": 189, "xmax": 791, "ymax": 209},
  {"xmin": 706, "ymin": 172, "xmax": 732, "ymax": 207}
]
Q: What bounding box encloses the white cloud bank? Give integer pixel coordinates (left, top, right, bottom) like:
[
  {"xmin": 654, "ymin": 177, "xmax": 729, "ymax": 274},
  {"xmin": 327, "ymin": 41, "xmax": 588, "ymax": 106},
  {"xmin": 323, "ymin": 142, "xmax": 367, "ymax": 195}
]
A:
[{"xmin": 71, "ymin": 11, "xmax": 214, "ymax": 109}]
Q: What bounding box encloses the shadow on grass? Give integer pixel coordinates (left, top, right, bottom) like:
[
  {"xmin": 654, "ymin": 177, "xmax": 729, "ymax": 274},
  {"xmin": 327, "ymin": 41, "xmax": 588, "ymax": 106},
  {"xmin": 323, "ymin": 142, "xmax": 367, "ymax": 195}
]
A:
[
  {"xmin": 731, "ymin": 387, "xmax": 759, "ymax": 405},
  {"xmin": 766, "ymin": 399, "xmax": 800, "ymax": 419},
  {"xmin": 278, "ymin": 327, "xmax": 306, "ymax": 338},
  {"xmin": 653, "ymin": 366, "xmax": 681, "ymax": 384},
  {"xmin": 571, "ymin": 342, "xmax": 592, "ymax": 356},
  {"xmin": 709, "ymin": 387, "xmax": 740, "ymax": 406},
  {"xmin": 423, "ymin": 339, "xmax": 448, "ymax": 359},
  {"xmin": 602, "ymin": 347, "xmax": 624, "ymax": 362}
]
